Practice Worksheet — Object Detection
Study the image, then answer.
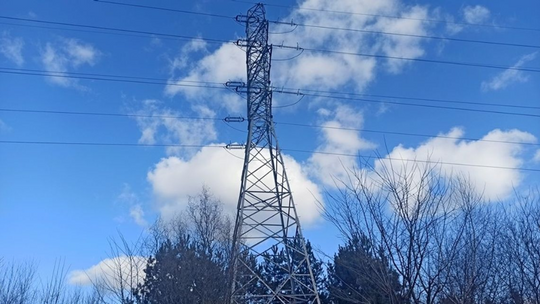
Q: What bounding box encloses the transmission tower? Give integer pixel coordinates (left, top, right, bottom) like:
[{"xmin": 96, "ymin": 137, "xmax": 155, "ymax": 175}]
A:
[{"xmin": 227, "ymin": 3, "xmax": 321, "ymax": 304}]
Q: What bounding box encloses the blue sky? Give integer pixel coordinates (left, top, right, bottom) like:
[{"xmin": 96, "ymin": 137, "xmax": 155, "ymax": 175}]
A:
[{"xmin": 1, "ymin": 0, "xmax": 539, "ymax": 286}]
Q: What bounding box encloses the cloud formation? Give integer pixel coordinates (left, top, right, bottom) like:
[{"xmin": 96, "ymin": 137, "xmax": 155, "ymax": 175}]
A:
[
  {"xmin": 165, "ymin": 43, "xmax": 245, "ymax": 113},
  {"xmin": 307, "ymin": 104, "xmax": 376, "ymax": 187},
  {"xmin": 133, "ymin": 99, "xmax": 218, "ymax": 157},
  {"xmin": 164, "ymin": 0, "xmax": 434, "ymax": 110},
  {"xmin": 373, "ymin": 128, "xmax": 537, "ymax": 201},
  {"xmin": 147, "ymin": 145, "xmax": 323, "ymax": 226},
  {"xmin": 116, "ymin": 184, "xmax": 148, "ymax": 227},
  {"xmin": 40, "ymin": 38, "xmax": 101, "ymax": 87},
  {"xmin": 0, "ymin": 32, "xmax": 24, "ymax": 66},
  {"xmin": 481, "ymin": 52, "xmax": 537, "ymax": 91},
  {"xmin": 68, "ymin": 256, "xmax": 146, "ymax": 289},
  {"xmin": 463, "ymin": 5, "xmax": 491, "ymax": 24},
  {"xmin": 534, "ymin": 150, "xmax": 540, "ymax": 163},
  {"xmin": 0, "ymin": 119, "xmax": 11, "ymax": 133}
]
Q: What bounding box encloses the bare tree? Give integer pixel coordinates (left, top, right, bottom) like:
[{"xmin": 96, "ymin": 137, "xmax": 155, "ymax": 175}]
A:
[
  {"xmin": 0, "ymin": 259, "xmax": 37, "ymax": 304},
  {"xmin": 324, "ymin": 160, "xmax": 485, "ymax": 304},
  {"xmin": 440, "ymin": 182, "xmax": 505, "ymax": 304},
  {"xmin": 86, "ymin": 234, "xmax": 147, "ymax": 304},
  {"xmin": 502, "ymin": 188, "xmax": 540, "ymax": 304}
]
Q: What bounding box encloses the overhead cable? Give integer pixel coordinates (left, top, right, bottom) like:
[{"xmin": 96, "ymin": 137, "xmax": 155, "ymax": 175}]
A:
[
  {"xmin": 2, "ymin": 15, "xmax": 539, "ymax": 72},
  {"xmin": 2, "ymin": 68, "xmax": 539, "ymax": 117},
  {"xmin": 231, "ymin": 0, "xmax": 540, "ymax": 32},
  {"xmin": 93, "ymin": 1, "xmax": 540, "ymax": 49},
  {"xmin": 2, "ymin": 107, "xmax": 539, "ymax": 147},
  {"xmin": 1, "ymin": 140, "xmax": 538, "ymax": 172}
]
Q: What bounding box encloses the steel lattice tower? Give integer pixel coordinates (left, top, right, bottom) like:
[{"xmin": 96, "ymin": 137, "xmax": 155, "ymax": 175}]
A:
[{"xmin": 228, "ymin": 3, "xmax": 321, "ymax": 304}]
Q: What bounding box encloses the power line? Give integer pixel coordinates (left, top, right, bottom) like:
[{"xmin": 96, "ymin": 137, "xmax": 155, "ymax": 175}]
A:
[
  {"xmin": 3, "ymin": 15, "xmax": 539, "ymax": 72},
  {"xmin": 282, "ymin": 148, "xmax": 540, "ymax": 173},
  {"xmin": 275, "ymin": 87, "xmax": 540, "ymax": 111},
  {"xmin": 0, "ymin": 108, "xmax": 223, "ymax": 121},
  {"xmin": 276, "ymin": 91, "xmax": 540, "ymax": 118},
  {"xmin": 0, "ymin": 16, "xmax": 231, "ymax": 45},
  {"xmin": 0, "ymin": 68, "xmax": 227, "ymax": 90},
  {"xmin": 274, "ymin": 44, "xmax": 540, "ymax": 73},
  {"xmin": 231, "ymin": 0, "xmax": 540, "ymax": 33},
  {"xmin": 1, "ymin": 139, "xmax": 538, "ymax": 172},
  {"xmin": 0, "ymin": 140, "xmax": 212, "ymax": 149},
  {"xmin": 2, "ymin": 68, "xmax": 539, "ymax": 118},
  {"xmin": 2, "ymin": 107, "xmax": 539, "ymax": 147},
  {"xmin": 93, "ymin": 0, "xmax": 232, "ymax": 20},
  {"xmin": 4, "ymin": 67, "xmax": 538, "ymax": 112},
  {"xmin": 93, "ymin": 0, "xmax": 540, "ymax": 50},
  {"xmin": 269, "ymin": 20, "xmax": 540, "ymax": 50},
  {"xmin": 0, "ymin": 67, "xmax": 224, "ymax": 86},
  {"xmin": 274, "ymin": 121, "xmax": 540, "ymax": 147},
  {"xmin": 0, "ymin": 21, "xmax": 200, "ymax": 43}
]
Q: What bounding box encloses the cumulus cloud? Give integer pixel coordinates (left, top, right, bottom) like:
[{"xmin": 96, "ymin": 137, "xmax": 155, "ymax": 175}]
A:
[
  {"xmin": 40, "ymin": 38, "xmax": 101, "ymax": 87},
  {"xmin": 165, "ymin": 42, "xmax": 245, "ymax": 113},
  {"xmin": 147, "ymin": 145, "xmax": 323, "ymax": 226},
  {"xmin": 0, "ymin": 32, "xmax": 24, "ymax": 66},
  {"xmin": 68, "ymin": 256, "xmax": 146, "ymax": 289},
  {"xmin": 165, "ymin": 0, "xmax": 434, "ymax": 110},
  {"xmin": 373, "ymin": 128, "xmax": 537, "ymax": 201},
  {"xmin": 481, "ymin": 52, "xmax": 537, "ymax": 91},
  {"xmin": 307, "ymin": 104, "xmax": 376, "ymax": 187},
  {"xmin": 133, "ymin": 99, "xmax": 217, "ymax": 156},
  {"xmin": 463, "ymin": 5, "xmax": 491, "ymax": 24}
]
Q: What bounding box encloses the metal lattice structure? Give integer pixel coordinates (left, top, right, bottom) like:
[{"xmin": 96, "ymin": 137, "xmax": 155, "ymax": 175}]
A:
[{"xmin": 228, "ymin": 3, "xmax": 321, "ymax": 304}]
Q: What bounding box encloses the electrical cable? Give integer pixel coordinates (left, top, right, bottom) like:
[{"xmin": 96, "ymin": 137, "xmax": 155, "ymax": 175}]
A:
[
  {"xmin": 3, "ymin": 66, "xmax": 537, "ymax": 112},
  {"xmin": 0, "ymin": 69, "xmax": 228, "ymax": 90},
  {"xmin": 2, "ymin": 68, "xmax": 538, "ymax": 117},
  {"xmin": 2, "ymin": 107, "xmax": 539, "ymax": 147},
  {"xmin": 2, "ymin": 15, "xmax": 538, "ymax": 72},
  {"xmin": 0, "ymin": 16, "xmax": 231, "ymax": 45},
  {"xmin": 91, "ymin": 1, "xmax": 540, "ymax": 49},
  {"xmin": 276, "ymin": 91, "xmax": 540, "ymax": 118},
  {"xmin": 274, "ymin": 44, "xmax": 540, "ymax": 73},
  {"xmin": 273, "ymin": 87, "xmax": 540, "ymax": 111},
  {"xmin": 269, "ymin": 20, "xmax": 540, "ymax": 50},
  {"xmin": 93, "ymin": 0, "xmax": 233, "ymax": 20},
  {"xmin": 230, "ymin": 0, "xmax": 540, "ymax": 33},
  {"xmin": 1, "ymin": 139, "xmax": 538, "ymax": 172}
]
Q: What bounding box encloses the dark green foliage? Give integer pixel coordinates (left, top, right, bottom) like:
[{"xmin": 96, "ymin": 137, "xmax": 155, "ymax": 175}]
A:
[
  {"xmin": 326, "ymin": 234, "xmax": 402, "ymax": 304},
  {"xmin": 134, "ymin": 235, "xmax": 228, "ymax": 304}
]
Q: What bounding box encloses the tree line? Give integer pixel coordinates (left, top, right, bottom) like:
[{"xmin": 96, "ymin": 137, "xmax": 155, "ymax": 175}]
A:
[{"xmin": 2, "ymin": 163, "xmax": 540, "ymax": 303}]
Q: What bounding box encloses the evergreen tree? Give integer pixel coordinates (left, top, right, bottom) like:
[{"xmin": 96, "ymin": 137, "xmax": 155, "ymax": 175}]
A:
[
  {"xmin": 326, "ymin": 234, "xmax": 403, "ymax": 304},
  {"xmin": 134, "ymin": 235, "xmax": 228, "ymax": 304}
]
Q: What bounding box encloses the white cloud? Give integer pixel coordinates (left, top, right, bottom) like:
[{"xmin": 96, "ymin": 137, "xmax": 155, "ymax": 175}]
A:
[
  {"xmin": 40, "ymin": 38, "xmax": 101, "ymax": 87},
  {"xmin": 367, "ymin": 5, "xmax": 430, "ymax": 73},
  {"xmin": 0, "ymin": 32, "xmax": 24, "ymax": 66},
  {"xmin": 373, "ymin": 128, "xmax": 537, "ymax": 201},
  {"xmin": 129, "ymin": 205, "xmax": 148, "ymax": 227},
  {"xmin": 0, "ymin": 119, "xmax": 10, "ymax": 132},
  {"xmin": 132, "ymin": 99, "xmax": 217, "ymax": 157},
  {"xmin": 68, "ymin": 256, "xmax": 146, "ymax": 289},
  {"xmin": 165, "ymin": 42, "xmax": 245, "ymax": 113},
  {"xmin": 116, "ymin": 184, "xmax": 148, "ymax": 227},
  {"xmin": 463, "ymin": 5, "xmax": 491, "ymax": 24},
  {"xmin": 534, "ymin": 149, "xmax": 540, "ymax": 163},
  {"xmin": 481, "ymin": 52, "xmax": 537, "ymax": 91},
  {"xmin": 307, "ymin": 104, "xmax": 376, "ymax": 187},
  {"xmin": 165, "ymin": 0, "xmax": 434, "ymax": 109},
  {"xmin": 147, "ymin": 145, "xmax": 323, "ymax": 226}
]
